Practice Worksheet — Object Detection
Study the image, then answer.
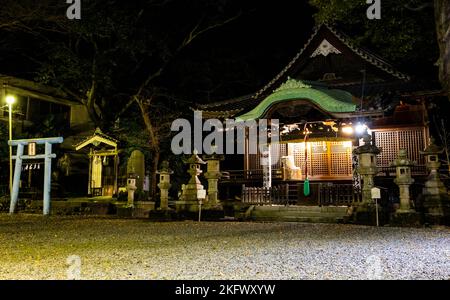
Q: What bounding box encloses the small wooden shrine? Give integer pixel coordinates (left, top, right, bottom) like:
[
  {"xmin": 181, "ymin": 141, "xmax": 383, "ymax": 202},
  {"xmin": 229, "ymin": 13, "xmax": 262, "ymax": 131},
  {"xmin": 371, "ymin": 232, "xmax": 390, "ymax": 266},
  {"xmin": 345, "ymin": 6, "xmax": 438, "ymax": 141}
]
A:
[{"xmin": 75, "ymin": 128, "xmax": 119, "ymax": 197}]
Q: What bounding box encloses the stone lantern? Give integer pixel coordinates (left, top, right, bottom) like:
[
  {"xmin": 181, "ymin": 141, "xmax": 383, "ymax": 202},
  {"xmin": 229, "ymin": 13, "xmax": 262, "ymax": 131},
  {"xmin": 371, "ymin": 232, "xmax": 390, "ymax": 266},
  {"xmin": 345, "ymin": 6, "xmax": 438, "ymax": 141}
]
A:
[
  {"xmin": 157, "ymin": 160, "xmax": 173, "ymax": 210},
  {"xmin": 176, "ymin": 150, "xmax": 207, "ymax": 212},
  {"xmin": 353, "ymin": 132, "xmax": 381, "ymax": 205},
  {"xmin": 391, "ymin": 149, "xmax": 415, "ymax": 213},
  {"xmin": 126, "ymin": 173, "xmax": 138, "ymax": 207},
  {"xmin": 203, "ymin": 148, "xmax": 224, "ymax": 208},
  {"xmin": 420, "ymin": 138, "xmax": 446, "ymax": 195},
  {"xmin": 419, "ymin": 138, "xmax": 449, "ymax": 220}
]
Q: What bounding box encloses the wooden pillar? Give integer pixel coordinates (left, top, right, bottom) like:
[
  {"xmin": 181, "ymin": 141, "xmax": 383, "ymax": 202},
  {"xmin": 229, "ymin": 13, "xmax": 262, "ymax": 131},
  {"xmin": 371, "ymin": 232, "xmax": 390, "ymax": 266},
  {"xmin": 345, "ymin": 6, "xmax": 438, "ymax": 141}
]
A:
[
  {"xmin": 113, "ymin": 151, "xmax": 118, "ymax": 196},
  {"xmin": 88, "ymin": 148, "xmax": 92, "ymax": 195},
  {"xmin": 9, "ymin": 144, "xmax": 24, "ymax": 214},
  {"xmin": 43, "ymin": 142, "xmax": 52, "ymax": 215},
  {"xmin": 327, "ymin": 141, "xmax": 332, "ymax": 176}
]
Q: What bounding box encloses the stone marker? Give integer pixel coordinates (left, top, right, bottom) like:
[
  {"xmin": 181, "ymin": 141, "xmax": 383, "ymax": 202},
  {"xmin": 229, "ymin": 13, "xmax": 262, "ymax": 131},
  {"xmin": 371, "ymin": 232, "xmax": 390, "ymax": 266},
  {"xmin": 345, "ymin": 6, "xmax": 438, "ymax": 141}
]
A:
[{"xmin": 127, "ymin": 150, "xmax": 145, "ymax": 191}]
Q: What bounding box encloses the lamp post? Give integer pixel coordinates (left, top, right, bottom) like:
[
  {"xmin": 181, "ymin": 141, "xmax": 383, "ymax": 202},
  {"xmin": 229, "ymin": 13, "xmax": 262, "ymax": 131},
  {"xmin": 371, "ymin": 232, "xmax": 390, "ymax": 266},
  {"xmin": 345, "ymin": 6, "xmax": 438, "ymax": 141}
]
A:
[{"xmin": 6, "ymin": 95, "xmax": 15, "ymax": 200}]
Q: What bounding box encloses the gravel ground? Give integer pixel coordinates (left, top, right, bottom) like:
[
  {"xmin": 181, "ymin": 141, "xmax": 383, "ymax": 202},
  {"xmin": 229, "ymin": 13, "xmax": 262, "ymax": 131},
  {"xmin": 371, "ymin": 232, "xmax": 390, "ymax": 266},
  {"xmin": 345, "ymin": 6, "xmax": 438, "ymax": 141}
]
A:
[{"xmin": 0, "ymin": 214, "xmax": 449, "ymax": 280}]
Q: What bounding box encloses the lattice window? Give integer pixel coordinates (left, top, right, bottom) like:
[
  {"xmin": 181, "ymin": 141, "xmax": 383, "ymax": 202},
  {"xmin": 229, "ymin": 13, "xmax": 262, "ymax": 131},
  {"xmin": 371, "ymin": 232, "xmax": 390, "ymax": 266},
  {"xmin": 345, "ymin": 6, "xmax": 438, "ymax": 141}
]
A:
[
  {"xmin": 331, "ymin": 153, "xmax": 351, "ymax": 175},
  {"xmin": 311, "ymin": 152, "xmax": 329, "ymax": 176},
  {"xmin": 286, "ymin": 141, "xmax": 352, "ymax": 178},
  {"xmin": 374, "ymin": 128, "xmax": 426, "ymax": 167},
  {"xmin": 271, "ymin": 143, "xmax": 286, "ymax": 169},
  {"xmin": 248, "ymin": 153, "xmax": 260, "ymax": 170},
  {"xmin": 289, "ymin": 143, "xmax": 313, "ymax": 176}
]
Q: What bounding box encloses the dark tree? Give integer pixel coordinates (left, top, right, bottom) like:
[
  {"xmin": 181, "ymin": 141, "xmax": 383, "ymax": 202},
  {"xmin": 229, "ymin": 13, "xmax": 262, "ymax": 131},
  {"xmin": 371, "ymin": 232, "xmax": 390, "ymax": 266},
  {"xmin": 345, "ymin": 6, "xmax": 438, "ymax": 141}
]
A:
[{"xmin": 0, "ymin": 0, "xmax": 244, "ymax": 196}]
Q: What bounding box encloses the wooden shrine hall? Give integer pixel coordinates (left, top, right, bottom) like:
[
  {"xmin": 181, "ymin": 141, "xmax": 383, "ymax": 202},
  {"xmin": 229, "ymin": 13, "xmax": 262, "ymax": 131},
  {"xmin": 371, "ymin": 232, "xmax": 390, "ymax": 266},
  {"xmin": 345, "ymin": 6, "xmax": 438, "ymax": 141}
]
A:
[{"xmin": 196, "ymin": 24, "xmax": 435, "ymax": 206}]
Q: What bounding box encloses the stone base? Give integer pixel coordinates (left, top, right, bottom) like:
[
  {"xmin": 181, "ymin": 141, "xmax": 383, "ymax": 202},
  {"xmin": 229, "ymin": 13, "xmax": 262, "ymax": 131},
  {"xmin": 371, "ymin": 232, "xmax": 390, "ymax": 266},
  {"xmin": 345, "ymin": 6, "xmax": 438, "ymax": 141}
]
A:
[
  {"xmin": 352, "ymin": 203, "xmax": 388, "ymax": 226},
  {"xmin": 135, "ymin": 201, "xmax": 155, "ymax": 211},
  {"xmin": 175, "ymin": 200, "xmax": 201, "ymax": 213},
  {"xmin": 116, "ymin": 201, "xmax": 155, "ymax": 218},
  {"xmin": 149, "ymin": 209, "xmax": 178, "ymax": 221},
  {"xmin": 419, "ymin": 194, "xmax": 450, "ymax": 225},
  {"xmin": 175, "ymin": 200, "xmax": 225, "ymax": 220},
  {"xmin": 176, "ymin": 209, "xmax": 225, "ymax": 221},
  {"xmin": 202, "ymin": 202, "xmax": 223, "ymax": 211},
  {"xmin": 390, "ymin": 211, "xmax": 422, "ymax": 227}
]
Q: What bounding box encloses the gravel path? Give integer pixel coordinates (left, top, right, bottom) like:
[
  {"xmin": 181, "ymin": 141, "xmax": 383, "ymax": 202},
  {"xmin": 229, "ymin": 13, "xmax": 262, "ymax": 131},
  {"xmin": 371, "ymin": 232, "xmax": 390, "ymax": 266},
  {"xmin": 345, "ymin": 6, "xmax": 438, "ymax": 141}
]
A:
[{"xmin": 0, "ymin": 214, "xmax": 449, "ymax": 280}]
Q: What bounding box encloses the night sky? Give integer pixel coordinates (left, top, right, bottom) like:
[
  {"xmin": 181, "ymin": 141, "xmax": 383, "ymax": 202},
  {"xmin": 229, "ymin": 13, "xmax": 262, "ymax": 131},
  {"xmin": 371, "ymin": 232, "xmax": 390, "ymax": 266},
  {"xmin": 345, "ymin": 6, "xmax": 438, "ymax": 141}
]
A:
[
  {"xmin": 0, "ymin": 1, "xmax": 438, "ymax": 108},
  {"xmin": 0, "ymin": 1, "xmax": 315, "ymax": 104}
]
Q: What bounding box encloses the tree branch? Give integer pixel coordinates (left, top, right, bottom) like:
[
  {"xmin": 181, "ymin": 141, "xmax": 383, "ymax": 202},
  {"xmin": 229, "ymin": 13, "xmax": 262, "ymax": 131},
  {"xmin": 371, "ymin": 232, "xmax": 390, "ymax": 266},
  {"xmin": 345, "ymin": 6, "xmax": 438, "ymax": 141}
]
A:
[{"xmin": 115, "ymin": 10, "xmax": 243, "ymax": 121}]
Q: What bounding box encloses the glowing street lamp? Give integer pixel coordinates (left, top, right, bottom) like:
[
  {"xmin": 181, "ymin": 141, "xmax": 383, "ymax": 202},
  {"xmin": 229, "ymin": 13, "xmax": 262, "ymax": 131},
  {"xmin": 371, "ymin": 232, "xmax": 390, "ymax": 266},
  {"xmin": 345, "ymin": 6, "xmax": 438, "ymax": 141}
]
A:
[
  {"xmin": 6, "ymin": 95, "xmax": 15, "ymax": 105},
  {"xmin": 6, "ymin": 94, "xmax": 16, "ymax": 200},
  {"xmin": 355, "ymin": 123, "xmax": 367, "ymax": 135}
]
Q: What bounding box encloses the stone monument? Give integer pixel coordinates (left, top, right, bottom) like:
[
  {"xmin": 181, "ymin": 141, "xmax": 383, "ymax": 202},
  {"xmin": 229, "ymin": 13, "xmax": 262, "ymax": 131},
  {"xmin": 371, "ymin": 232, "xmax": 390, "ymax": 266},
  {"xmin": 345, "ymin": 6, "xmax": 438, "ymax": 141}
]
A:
[{"xmin": 127, "ymin": 150, "xmax": 145, "ymax": 191}]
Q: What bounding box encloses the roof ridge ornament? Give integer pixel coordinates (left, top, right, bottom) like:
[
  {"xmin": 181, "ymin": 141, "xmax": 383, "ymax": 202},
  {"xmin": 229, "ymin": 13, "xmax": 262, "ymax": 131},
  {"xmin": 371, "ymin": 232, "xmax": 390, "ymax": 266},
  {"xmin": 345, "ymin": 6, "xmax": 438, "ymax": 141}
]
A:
[
  {"xmin": 274, "ymin": 77, "xmax": 312, "ymax": 93},
  {"xmin": 311, "ymin": 38, "xmax": 342, "ymax": 58}
]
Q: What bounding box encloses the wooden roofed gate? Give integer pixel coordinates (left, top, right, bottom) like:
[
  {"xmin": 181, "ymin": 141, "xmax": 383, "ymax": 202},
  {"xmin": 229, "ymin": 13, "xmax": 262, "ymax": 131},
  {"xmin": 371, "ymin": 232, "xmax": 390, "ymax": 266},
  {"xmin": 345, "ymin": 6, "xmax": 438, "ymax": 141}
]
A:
[{"xmin": 75, "ymin": 128, "xmax": 119, "ymax": 197}]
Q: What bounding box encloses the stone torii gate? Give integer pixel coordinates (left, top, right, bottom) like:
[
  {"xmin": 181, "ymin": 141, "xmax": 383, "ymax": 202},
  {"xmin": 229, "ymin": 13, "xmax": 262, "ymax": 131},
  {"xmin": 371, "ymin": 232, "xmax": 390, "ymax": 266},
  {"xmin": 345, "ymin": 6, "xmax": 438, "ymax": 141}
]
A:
[{"xmin": 8, "ymin": 137, "xmax": 63, "ymax": 215}]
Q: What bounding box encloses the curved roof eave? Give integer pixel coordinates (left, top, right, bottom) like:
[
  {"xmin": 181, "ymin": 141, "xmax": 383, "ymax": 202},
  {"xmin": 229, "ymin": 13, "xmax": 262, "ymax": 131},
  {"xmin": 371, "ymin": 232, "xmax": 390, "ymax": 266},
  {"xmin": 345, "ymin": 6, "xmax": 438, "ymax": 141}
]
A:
[{"xmin": 235, "ymin": 87, "xmax": 356, "ymax": 122}]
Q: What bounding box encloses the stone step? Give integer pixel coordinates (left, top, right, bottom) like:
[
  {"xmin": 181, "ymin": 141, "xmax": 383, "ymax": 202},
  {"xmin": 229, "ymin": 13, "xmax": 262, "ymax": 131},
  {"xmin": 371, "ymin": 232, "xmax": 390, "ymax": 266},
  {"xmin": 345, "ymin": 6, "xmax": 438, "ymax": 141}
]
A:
[
  {"xmin": 251, "ymin": 215, "xmax": 344, "ymax": 223},
  {"xmin": 250, "ymin": 205, "xmax": 348, "ymax": 224},
  {"xmin": 252, "ymin": 211, "xmax": 347, "ymax": 218},
  {"xmin": 253, "ymin": 205, "xmax": 348, "ymax": 213}
]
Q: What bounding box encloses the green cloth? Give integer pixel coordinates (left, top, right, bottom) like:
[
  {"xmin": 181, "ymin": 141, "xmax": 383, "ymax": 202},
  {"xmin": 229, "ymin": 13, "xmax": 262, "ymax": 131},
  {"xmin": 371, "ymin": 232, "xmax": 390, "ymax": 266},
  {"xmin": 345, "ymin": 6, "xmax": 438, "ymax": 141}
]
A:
[{"xmin": 303, "ymin": 179, "xmax": 310, "ymax": 197}]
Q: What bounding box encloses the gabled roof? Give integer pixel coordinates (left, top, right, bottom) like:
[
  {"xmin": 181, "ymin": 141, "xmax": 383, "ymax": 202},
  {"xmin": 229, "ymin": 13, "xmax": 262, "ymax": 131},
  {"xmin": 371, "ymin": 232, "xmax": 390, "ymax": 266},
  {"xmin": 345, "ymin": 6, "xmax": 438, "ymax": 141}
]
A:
[
  {"xmin": 252, "ymin": 23, "xmax": 410, "ymax": 99},
  {"xmin": 74, "ymin": 127, "xmax": 118, "ymax": 151},
  {"xmin": 197, "ymin": 24, "xmax": 411, "ymax": 119}
]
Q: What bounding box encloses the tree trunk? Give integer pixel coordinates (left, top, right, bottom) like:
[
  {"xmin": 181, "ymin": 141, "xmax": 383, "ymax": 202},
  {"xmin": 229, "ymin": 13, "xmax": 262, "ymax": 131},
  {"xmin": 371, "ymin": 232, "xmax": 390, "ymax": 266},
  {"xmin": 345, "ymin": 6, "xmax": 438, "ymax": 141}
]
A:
[
  {"xmin": 136, "ymin": 98, "xmax": 160, "ymax": 197},
  {"xmin": 151, "ymin": 149, "xmax": 160, "ymax": 198},
  {"xmin": 435, "ymin": 0, "xmax": 450, "ymax": 100}
]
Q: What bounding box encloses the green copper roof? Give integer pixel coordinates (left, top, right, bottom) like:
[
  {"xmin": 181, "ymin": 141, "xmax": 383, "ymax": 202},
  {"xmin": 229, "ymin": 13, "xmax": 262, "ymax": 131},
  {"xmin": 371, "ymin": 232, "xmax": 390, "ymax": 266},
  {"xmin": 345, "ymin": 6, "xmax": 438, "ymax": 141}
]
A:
[{"xmin": 235, "ymin": 78, "xmax": 357, "ymax": 122}]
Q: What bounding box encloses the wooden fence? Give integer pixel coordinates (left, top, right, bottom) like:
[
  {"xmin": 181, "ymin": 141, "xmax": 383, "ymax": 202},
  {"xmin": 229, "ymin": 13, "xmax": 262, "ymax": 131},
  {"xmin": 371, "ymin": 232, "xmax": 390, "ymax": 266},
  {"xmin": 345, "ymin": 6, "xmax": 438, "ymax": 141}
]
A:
[
  {"xmin": 241, "ymin": 184, "xmax": 290, "ymax": 205},
  {"xmin": 241, "ymin": 182, "xmax": 360, "ymax": 206}
]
